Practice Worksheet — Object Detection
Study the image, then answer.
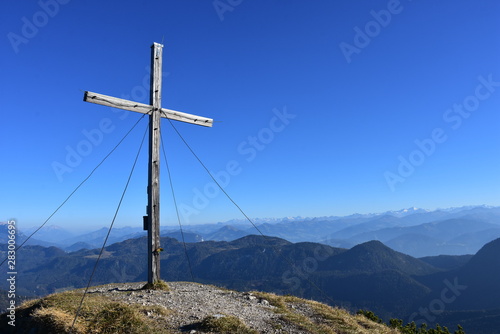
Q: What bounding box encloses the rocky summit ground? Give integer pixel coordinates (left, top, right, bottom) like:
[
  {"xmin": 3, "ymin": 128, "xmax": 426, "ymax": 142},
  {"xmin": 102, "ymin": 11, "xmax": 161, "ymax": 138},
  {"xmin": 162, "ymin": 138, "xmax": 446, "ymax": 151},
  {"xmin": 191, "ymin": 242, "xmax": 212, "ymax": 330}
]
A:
[
  {"xmin": 88, "ymin": 281, "xmax": 285, "ymax": 333},
  {"xmin": 3, "ymin": 281, "xmax": 399, "ymax": 333}
]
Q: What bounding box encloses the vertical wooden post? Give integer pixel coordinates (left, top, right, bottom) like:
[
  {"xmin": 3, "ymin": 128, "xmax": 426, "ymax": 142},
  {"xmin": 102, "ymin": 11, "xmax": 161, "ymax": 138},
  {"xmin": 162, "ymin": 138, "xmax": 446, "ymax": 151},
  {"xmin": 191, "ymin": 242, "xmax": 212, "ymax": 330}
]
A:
[{"xmin": 148, "ymin": 42, "xmax": 163, "ymax": 284}]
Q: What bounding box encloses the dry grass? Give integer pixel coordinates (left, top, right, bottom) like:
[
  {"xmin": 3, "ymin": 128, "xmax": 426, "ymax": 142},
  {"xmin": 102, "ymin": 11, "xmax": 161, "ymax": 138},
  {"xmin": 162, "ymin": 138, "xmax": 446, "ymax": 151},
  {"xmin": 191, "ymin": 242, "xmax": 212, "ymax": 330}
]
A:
[
  {"xmin": 6, "ymin": 290, "xmax": 173, "ymax": 334},
  {"xmin": 142, "ymin": 280, "xmax": 170, "ymax": 291},
  {"xmin": 252, "ymin": 291, "xmax": 400, "ymax": 334},
  {"xmin": 30, "ymin": 307, "xmax": 86, "ymax": 333}
]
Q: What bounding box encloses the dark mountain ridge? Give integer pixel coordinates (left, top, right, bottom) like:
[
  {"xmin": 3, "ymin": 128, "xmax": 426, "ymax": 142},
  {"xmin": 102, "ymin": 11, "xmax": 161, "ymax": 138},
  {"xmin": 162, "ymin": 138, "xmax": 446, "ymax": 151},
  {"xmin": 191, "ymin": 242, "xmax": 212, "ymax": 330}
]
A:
[{"xmin": 323, "ymin": 240, "xmax": 437, "ymax": 276}]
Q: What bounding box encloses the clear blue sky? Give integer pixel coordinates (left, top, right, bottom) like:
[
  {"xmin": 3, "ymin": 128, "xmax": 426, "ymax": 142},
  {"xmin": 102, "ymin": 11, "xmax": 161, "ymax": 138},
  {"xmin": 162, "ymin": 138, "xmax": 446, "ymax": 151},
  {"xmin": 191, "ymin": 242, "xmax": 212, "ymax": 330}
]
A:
[{"xmin": 2, "ymin": 0, "xmax": 499, "ymax": 230}]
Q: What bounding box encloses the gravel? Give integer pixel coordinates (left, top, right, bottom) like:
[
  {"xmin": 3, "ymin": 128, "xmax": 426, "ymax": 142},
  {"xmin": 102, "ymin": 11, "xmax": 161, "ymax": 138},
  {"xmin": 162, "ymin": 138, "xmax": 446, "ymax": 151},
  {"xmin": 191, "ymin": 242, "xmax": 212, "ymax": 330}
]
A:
[{"xmin": 87, "ymin": 281, "xmax": 305, "ymax": 333}]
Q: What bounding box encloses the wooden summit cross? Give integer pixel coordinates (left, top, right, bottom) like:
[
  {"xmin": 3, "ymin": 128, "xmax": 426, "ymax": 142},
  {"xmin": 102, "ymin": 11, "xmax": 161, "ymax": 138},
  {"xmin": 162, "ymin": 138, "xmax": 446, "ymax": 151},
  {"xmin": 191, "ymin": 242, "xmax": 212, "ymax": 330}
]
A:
[{"xmin": 83, "ymin": 43, "xmax": 213, "ymax": 284}]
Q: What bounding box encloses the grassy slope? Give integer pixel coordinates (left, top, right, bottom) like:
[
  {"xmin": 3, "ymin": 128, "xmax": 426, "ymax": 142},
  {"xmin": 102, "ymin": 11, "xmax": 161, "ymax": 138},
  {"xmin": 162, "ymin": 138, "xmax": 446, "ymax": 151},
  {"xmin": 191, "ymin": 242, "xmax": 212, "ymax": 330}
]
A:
[{"xmin": 0, "ymin": 290, "xmax": 173, "ymax": 334}]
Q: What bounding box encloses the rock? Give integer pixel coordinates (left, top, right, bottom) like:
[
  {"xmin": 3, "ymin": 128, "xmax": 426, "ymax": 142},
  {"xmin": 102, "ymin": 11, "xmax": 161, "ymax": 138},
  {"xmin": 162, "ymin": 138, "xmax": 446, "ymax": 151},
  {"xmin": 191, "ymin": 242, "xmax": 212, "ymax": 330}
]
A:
[
  {"xmin": 243, "ymin": 292, "xmax": 257, "ymax": 301},
  {"xmin": 259, "ymin": 298, "xmax": 270, "ymax": 306}
]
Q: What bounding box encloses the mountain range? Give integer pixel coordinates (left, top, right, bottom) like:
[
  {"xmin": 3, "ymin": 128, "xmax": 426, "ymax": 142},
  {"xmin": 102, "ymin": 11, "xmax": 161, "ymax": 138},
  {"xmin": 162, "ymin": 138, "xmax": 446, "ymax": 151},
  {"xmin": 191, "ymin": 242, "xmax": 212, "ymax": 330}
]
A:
[
  {"xmin": 11, "ymin": 205, "xmax": 500, "ymax": 257},
  {"xmin": 1, "ymin": 233, "xmax": 500, "ymax": 333}
]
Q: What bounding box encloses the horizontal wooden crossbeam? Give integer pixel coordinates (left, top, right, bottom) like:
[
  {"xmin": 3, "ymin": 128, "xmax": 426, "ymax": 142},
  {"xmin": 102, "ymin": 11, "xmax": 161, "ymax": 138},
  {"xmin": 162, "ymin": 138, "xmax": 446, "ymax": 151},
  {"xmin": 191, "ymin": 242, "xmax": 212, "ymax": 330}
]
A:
[{"xmin": 83, "ymin": 91, "xmax": 213, "ymax": 127}]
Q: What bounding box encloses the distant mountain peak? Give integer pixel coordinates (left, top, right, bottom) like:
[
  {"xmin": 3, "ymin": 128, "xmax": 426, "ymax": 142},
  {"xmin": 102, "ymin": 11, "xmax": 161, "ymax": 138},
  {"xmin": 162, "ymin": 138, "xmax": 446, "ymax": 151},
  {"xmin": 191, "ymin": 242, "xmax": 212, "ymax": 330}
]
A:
[
  {"xmin": 350, "ymin": 240, "xmax": 392, "ymax": 253},
  {"xmin": 45, "ymin": 224, "xmax": 62, "ymax": 229},
  {"xmin": 382, "ymin": 207, "xmax": 429, "ymax": 217},
  {"xmin": 327, "ymin": 239, "xmax": 438, "ymax": 276}
]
